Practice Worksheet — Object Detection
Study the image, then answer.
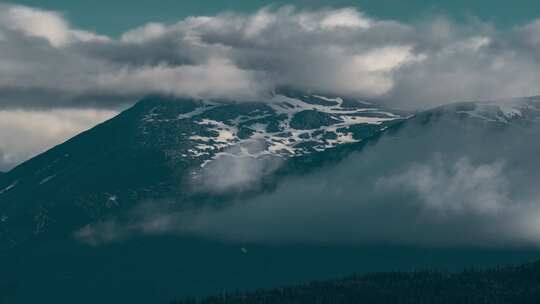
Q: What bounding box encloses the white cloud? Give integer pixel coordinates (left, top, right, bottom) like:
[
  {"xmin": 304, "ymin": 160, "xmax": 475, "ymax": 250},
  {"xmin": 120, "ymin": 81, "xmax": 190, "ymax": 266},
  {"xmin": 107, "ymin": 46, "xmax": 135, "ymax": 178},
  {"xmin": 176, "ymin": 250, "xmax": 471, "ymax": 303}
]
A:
[
  {"xmin": 378, "ymin": 157, "xmax": 510, "ymax": 216},
  {"xmin": 318, "ymin": 8, "xmax": 371, "ymax": 29},
  {"xmin": 4, "ymin": 5, "xmax": 71, "ymax": 46},
  {"xmin": 191, "ymin": 140, "xmax": 283, "ymax": 193},
  {"xmin": 0, "ymin": 108, "xmax": 116, "ymax": 171},
  {"xmin": 0, "ymin": 4, "xmax": 109, "ymax": 47},
  {"xmin": 351, "ymin": 46, "xmax": 422, "ymax": 72},
  {"xmin": 120, "ymin": 22, "xmax": 167, "ymax": 43},
  {"xmin": 244, "ymin": 8, "xmax": 277, "ymax": 38},
  {"xmin": 96, "ymin": 57, "xmax": 269, "ymax": 100},
  {"xmin": 1, "ymin": 4, "xmax": 540, "ymax": 109}
]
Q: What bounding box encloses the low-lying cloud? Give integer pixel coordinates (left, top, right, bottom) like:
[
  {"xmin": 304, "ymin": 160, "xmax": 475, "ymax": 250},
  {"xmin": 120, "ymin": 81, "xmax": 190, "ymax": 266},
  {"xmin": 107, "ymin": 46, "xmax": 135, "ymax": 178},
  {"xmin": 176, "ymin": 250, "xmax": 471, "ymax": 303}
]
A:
[
  {"xmin": 77, "ymin": 156, "xmax": 540, "ymax": 248},
  {"xmin": 76, "ymin": 115, "xmax": 540, "ymax": 248},
  {"xmin": 379, "ymin": 157, "xmax": 510, "ymax": 216},
  {"xmin": 191, "ymin": 140, "xmax": 283, "ymax": 193}
]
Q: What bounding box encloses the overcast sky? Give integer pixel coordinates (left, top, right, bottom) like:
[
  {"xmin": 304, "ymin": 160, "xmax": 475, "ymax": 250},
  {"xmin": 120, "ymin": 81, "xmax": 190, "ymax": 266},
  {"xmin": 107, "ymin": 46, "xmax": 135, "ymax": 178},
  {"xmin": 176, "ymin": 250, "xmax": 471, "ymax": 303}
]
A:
[{"xmin": 1, "ymin": 1, "xmax": 540, "ymax": 170}]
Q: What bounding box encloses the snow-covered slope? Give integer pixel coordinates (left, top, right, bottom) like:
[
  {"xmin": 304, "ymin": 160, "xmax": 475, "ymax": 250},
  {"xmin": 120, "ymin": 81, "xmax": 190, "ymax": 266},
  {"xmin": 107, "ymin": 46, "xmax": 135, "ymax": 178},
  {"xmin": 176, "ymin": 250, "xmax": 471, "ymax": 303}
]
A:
[
  {"xmin": 431, "ymin": 96, "xmax": 540, "ymax": 124},
  {"xmin": 139, "ymin": 93, "xmax": 404, "ymax": 168}
]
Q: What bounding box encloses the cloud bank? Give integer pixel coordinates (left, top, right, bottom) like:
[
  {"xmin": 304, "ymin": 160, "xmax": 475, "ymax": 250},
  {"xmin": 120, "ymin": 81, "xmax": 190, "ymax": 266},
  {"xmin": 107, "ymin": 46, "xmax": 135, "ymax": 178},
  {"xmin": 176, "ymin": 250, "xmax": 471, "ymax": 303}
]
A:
[
  {"xmin": 2, "ymin": 3, "xmax": 540, "ymax": 169},
  {"xmin": 1, "ymin": 3, "xmax": 540, "ymax": 110}
]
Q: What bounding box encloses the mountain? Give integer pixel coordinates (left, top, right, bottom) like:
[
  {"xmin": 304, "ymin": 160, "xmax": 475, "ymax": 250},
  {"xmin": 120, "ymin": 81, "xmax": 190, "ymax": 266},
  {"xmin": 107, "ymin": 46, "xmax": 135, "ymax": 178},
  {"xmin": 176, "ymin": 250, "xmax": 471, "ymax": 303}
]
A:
[
  {"xmin": 1, "ymin": 94, "xmax": 540, "ymax": 303},
  {"xmin": 426, "ymin": 96, "xmax": 540, "ymax": 125},
  {"xmin": 173, "ymin": 260, "xmax": 540, "ymax": 304},
  {"xmin": 0, "ymin": 92, "xmax": 405, "ymax": 249}
]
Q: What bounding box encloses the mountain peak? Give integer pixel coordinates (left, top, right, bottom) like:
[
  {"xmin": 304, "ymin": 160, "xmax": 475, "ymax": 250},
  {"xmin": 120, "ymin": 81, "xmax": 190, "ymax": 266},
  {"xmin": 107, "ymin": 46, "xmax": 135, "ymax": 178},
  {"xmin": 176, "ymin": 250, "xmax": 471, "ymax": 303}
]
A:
[
  {"xmin": 417, "ymin": 96, "xmax": 540, "ymax": 125},
  {"xmin": 0, "ymin": 92, "xmax": 405, "ymax": 249},
  {"xmin": 135, "ymin": 93, "xmax": 404, "ymax": 163}
]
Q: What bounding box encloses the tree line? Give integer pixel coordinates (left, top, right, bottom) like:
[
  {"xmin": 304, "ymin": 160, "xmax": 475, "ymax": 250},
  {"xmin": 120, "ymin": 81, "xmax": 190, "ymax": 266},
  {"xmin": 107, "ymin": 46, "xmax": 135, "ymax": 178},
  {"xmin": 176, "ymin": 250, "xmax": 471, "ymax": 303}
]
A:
[{"xmin": 172, "ymin": 260, "xmax": 540, "ymax": 304}]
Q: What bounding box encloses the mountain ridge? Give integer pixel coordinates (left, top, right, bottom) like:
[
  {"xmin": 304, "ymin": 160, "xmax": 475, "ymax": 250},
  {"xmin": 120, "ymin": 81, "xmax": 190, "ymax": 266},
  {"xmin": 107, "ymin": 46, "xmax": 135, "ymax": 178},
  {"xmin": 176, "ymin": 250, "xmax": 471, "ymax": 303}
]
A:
[
  {"xmin": 173, "ymin": 259, "xmax": 540, "ymax": 304},
  {"xmin": 2, "ymin": 93, "xmax": 540, "ymax": 303},
  {"xmin": 0, "ymin": 92, "xmax": 407, "ymax": 250},
  {"xmin": 1, "ymin": 94, "xmax": 540, "ymax": 249}
]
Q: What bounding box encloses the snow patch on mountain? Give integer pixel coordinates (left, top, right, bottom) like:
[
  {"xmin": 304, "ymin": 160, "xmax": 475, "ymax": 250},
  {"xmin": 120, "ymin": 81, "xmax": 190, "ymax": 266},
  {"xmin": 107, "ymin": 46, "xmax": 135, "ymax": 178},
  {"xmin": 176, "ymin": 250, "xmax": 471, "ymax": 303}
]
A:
[
  {"xmin": 161, "ymin": 94, "xmax": 405, "ymax": 166},
  {"xmin": 455, "ymin": 96, "xmax": 540, "ymax": 124}
]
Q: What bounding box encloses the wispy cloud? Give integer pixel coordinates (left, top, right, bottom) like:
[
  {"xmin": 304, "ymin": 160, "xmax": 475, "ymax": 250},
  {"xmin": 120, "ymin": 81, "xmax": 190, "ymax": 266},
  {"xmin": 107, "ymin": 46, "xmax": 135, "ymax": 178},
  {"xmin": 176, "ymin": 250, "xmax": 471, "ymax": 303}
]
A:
[
  {"xmin": 191, "ymin": 140, "xmax": 283, "ymax": 193},
  {"xmin": 378, "ymin": 157, "xmax": 509, "ymax": 216}
]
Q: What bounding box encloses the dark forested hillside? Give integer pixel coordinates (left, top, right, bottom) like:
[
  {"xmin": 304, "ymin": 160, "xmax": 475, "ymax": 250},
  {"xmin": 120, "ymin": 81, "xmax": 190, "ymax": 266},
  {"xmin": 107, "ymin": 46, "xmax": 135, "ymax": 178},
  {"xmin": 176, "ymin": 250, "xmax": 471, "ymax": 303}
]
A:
[
  {"xmin": 173, "ymin": 260, "xmax": 540, "ymax": 304},
  {"xmin": 3, "ymin": 95, "xmax": 540, "ymax": 304}
]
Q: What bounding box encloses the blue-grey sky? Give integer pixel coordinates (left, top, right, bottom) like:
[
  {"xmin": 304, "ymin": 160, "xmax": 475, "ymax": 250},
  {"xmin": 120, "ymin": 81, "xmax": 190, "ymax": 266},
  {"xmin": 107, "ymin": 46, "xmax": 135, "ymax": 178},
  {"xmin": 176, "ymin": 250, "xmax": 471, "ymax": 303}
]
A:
[{"xmin": 8, "ymin": 0, "xmax": 540, "ymax": 36}]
